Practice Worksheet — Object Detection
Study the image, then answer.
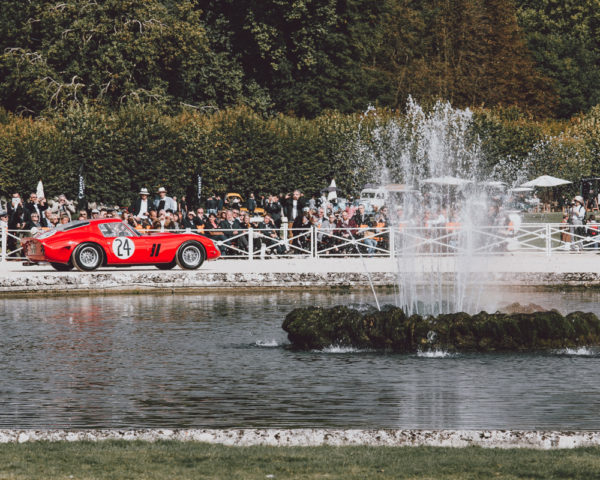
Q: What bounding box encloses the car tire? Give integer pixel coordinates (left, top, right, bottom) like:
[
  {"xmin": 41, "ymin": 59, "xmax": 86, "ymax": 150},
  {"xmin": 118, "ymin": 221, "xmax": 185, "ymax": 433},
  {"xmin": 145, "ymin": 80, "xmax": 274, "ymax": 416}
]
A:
[
  {"xmin": 156, "ymin": 260, "xmax": 176, "ymax": 270},
  {"xmin": 50, "ymin": 262, "xmax": 74, "ymax": 271},
  {"xmin": 72, "ymin": 243, "xmax": 103, "ymax": 271},
  {"xmin": 176, "ymin": 241, "xmax": 205, "ymax": 269}
]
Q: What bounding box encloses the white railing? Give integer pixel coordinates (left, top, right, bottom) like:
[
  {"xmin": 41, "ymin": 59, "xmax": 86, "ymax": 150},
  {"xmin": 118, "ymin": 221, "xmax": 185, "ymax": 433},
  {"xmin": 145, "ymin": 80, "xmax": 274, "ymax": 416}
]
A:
[
  {"xmin": 1, "ymin": 228, "xmax": 29, "ymax": 261},
  {"xmin": 2, "ymin": 223, "xmax": 599, "ymax": 262}
]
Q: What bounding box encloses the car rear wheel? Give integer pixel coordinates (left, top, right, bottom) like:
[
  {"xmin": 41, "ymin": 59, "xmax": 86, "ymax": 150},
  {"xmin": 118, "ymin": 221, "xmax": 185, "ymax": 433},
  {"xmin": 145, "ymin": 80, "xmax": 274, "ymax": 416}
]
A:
[
  {"xmin": 50, "ymin": 262, "xmax": 74, "ymax": 271},
  {"xmin": 176, "ymin": 241, "xmax": 205, "ymax": 269},
  {"xmin": 72, "ymin": 243, "xmax": 103, "ymax": 271}
]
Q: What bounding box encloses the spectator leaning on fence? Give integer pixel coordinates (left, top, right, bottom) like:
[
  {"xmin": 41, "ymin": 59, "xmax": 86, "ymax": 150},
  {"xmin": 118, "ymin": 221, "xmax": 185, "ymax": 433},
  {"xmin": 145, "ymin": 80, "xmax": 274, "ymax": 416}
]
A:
[
  {"xmin": 25, "ymin": 212, "xmax": 43, "ymax": 231},
  {"xmin": 259, "ymin": 213, "xmax": 284, "ymax": 254},
  {"xmin": 219, "ymin": 209, "xmax": 247, "ymax": 255}
]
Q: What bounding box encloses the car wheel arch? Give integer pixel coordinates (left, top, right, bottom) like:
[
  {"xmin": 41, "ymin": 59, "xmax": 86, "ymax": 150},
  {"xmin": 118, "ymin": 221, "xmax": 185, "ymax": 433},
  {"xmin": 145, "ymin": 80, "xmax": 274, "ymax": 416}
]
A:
[
  {"xmin": 176, "ymin": 240, "xmax": 206, "ymax": 269},
  {"xmin": 71, "ymin": 242, "xmax": 106, "ymax": 271}
]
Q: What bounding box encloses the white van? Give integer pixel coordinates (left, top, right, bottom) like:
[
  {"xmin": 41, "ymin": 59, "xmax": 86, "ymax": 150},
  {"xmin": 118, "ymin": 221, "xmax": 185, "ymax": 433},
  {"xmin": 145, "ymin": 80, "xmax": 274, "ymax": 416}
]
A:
[
  {"xmin": 359, "ymin": 184, "xmax": 418, "ymax": 212},
  {"xmin": 358, "ymin": 188, "xmax": 387, "ymax": 212}
]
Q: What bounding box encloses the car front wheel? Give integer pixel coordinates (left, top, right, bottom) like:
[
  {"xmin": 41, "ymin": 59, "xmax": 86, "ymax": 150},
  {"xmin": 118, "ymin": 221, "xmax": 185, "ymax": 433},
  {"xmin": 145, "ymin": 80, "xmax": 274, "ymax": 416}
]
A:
[
  {"xmin": 72, "ymin": 243, "xmax": 103, "ymax": 271},
  {"xmin": 176, "ymin": 241, "xmax": 205, "ymax": 269}
]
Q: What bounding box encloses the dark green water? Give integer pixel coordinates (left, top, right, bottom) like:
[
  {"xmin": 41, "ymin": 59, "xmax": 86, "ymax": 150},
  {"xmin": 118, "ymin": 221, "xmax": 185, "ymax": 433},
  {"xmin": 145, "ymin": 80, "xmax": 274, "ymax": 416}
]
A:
[{"xmin": 1, "ymin": 289, "xmax": 600, "ymax": 429}]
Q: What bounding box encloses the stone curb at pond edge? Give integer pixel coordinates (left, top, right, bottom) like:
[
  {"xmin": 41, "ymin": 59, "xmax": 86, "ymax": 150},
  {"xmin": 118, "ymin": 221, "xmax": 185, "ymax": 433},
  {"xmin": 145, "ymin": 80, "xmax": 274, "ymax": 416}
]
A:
[
  {"xmin": 2, "ymin": 271, "xmax": 600, "ymax": 294},
  {"xmin": 1, "ymin": 429, "xmax": 600, "ymax": 449}
]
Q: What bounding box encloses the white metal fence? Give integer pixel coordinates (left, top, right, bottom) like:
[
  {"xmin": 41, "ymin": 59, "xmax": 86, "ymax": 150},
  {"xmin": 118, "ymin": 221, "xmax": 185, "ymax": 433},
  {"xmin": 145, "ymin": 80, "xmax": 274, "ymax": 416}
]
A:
[{"xmin": 2, "ymin": 223, "xmax": 598, "ymax": 262}]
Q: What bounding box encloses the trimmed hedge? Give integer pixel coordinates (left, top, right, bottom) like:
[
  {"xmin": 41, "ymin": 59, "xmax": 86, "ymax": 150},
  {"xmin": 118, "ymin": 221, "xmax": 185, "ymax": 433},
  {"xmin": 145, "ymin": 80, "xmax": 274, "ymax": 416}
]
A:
[{"xmin": 1, "ymin": 104, "xmax": 597, "ymax": 207}]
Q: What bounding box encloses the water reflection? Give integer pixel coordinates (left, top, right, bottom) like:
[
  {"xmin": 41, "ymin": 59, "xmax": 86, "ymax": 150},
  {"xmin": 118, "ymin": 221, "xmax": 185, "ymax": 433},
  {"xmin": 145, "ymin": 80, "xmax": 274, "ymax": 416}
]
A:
[{"xmin": 1, "ymin": 289, "xmax": 600, "ymax": 429}]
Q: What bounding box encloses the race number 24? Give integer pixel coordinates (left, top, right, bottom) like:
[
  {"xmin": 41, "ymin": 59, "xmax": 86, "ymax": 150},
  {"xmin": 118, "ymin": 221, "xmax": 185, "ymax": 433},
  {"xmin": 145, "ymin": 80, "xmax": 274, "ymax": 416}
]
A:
[{"xmin": 112, "ymin": 237, "xmax": 135, "ymax": 259}]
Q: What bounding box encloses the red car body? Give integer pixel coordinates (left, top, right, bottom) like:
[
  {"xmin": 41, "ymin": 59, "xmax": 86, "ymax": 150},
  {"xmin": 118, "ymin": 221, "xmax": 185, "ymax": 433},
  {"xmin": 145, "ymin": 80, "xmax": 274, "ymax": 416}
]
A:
[{"xmin": 22, "ymin": 218, "xmax": 220, "ymax": 271}]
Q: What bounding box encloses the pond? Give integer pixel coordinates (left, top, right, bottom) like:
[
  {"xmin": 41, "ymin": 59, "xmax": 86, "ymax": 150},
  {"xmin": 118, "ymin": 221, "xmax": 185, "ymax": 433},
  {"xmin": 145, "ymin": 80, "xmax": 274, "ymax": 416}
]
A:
[{"xmin": 1, "ymin": 288, "xmax": 600, "ymax": 430}]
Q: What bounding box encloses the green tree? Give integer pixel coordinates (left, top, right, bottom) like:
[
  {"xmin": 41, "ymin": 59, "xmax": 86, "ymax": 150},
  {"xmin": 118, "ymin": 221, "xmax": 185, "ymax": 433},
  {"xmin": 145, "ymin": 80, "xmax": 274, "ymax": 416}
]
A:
[
  {"xmin": 0, "ymin": 0, "xmax": 245, "ymax": 114},
  {"xmin": 516, "ymin": 0, "xmax": 600, "ymax": 117},
  {"xmin": 365, "ymin": 0, "xmax": 555, "ymax": 116}
]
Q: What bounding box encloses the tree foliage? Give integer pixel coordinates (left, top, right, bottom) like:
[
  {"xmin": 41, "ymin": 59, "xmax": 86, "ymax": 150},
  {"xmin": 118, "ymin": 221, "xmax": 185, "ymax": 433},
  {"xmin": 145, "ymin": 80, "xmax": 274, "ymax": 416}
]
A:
[
  {"xmin": 516, "ymin": 0, "xmax": 600, "ymax": 117},
  {"xmin": 3, "ymin": 0, "xmax": 595, "ymax": 118},
  {"xmin": 0, "ymin": 0, "xmax": 245, "ymax": 114}
]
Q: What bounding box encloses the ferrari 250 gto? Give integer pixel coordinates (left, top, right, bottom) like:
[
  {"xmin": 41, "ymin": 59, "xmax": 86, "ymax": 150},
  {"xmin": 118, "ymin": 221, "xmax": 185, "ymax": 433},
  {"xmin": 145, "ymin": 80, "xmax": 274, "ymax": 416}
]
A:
[{"xmin": 21, "ymin": 218, "xmax": 221, "ymax": 271}]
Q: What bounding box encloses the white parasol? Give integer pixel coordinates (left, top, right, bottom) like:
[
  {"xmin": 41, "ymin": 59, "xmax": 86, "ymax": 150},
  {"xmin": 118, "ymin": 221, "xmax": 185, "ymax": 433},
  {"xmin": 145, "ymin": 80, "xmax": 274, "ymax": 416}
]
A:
[{"xmin": 520, "ymin": 175, "xmax": 572, "ymax": 188}]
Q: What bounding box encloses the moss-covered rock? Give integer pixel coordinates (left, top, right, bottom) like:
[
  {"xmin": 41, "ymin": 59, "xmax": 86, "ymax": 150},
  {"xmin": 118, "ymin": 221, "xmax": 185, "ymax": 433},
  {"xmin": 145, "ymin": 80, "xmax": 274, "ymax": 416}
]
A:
[{"xmin": 282, "ymin": 306, "xmax": 600, "ymax": 353}]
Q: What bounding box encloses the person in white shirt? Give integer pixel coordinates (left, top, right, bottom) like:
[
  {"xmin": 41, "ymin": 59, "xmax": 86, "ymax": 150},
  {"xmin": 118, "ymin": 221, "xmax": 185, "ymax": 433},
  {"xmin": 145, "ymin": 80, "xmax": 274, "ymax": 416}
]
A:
[
  {"xmin": 153, "ymin": 187, "xmax": 177, "ymax": 213},
  {"xmin": 131, "ymin": 187, "xmax": 151, "ymax": 219}
]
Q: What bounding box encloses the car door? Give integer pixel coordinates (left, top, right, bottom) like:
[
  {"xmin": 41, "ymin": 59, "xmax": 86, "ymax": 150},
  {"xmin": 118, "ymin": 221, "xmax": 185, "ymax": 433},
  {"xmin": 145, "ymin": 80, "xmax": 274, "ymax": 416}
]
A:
[{"xmin": 98, "ymin": 222, "xmax": 156, "ymax": 265}]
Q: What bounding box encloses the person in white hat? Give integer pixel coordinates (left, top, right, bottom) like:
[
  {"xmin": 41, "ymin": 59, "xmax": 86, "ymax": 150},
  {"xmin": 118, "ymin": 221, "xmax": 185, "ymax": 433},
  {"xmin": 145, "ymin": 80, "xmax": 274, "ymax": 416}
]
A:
[
  {"xmin": 569, "ymin": 195, "xmax": 586, "ymax": 251},
  {"xmin": 153, "ymin": 187, "xmax": 177, "ymax": 213},
  {"xmin": 130, "ymin": 187, "xmax": 151, "ymax": 219}
]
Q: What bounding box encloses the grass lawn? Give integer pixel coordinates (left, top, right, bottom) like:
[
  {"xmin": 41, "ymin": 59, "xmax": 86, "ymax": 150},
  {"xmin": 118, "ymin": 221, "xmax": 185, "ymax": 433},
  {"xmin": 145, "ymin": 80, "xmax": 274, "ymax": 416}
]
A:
[
  {"xmin": 1, "ymin": 441, "xmax": 600, "ymax": 479},
  {"xmin": 522, "ymin": 212, "xmax": 564, "ymax": 224}
]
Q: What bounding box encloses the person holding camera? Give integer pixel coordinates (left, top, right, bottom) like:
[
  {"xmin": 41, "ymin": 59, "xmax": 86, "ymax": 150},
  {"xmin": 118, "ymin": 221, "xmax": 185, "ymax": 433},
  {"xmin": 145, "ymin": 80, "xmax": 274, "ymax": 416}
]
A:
[
  {"xmin": 24, "ymin": 192, "xmax": 47, "ymax": 224},
  {"xmin": 265, "ymin": 194, "xmax": 283, "ymax": 228},
  {"xmin": 51, "ymin": 194, "xmax": 76, "ymax": 220}
]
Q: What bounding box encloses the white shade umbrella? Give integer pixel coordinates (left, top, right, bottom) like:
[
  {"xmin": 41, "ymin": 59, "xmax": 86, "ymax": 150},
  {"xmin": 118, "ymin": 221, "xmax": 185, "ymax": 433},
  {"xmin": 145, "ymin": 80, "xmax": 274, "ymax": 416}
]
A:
[
  {"xmin": 327, "ymin": 179, "xmax": 337, "ymax": 201},
  {"xmin": 36, "ymin": 180, "xmax": 45, "ymax": 199},
  {"xmin": 520, "ymin": 175, "xmax": 572, "ymax": 188},
  {"xmin": 422, "ymin": 176, "xmax": 472, "ymax": 186}
]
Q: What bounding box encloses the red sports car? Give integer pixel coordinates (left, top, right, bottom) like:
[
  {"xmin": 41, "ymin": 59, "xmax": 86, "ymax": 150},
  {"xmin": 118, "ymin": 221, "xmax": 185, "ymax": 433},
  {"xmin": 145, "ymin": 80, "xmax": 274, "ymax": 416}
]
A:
[{"xmin": 21, "ymin": 218, "xmax": 221, "ymax": 271}]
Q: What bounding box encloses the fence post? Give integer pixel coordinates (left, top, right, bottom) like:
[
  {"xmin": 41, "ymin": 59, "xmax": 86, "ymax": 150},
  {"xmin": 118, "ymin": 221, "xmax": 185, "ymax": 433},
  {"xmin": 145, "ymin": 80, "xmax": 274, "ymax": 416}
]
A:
[
  {"xmin": 546, "ymin": 223, "xmax": 551, "ymax": 256},
  {"xmin": 282, "ymin": 221, "xmax": 288, "ymax": 247},
  {"xmin": 310, "ymin": 226, "xmax": 315, "ymax": 258},
  {"xmin": 248, "ymin": 228, "xmax": 254, "ymax": 261},
  {"xmin": 1, "ymin": 227, "xmax": 6, "ymax": 262},
  {"xmin": 390, "ymin": 227, "xmax": 395, "ymax": 259}
]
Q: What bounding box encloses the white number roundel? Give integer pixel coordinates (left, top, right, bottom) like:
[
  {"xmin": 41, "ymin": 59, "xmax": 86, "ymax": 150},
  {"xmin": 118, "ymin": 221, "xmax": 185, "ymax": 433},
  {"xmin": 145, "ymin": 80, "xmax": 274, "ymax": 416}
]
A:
[{"xmin": 112, "ymin": 237, "xmax": 135, "ymax": 259}]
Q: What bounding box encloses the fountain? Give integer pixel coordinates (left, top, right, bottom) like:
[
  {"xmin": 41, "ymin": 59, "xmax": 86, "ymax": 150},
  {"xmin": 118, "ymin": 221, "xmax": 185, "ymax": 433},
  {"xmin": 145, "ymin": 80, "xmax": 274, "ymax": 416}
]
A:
[
  {"xmin": 284, "ymin": 100, "xmax": 600, "ymax": 351},
  {"xmin": 355, "ymin": 99, "xmax": 512, "ymax": 316}
]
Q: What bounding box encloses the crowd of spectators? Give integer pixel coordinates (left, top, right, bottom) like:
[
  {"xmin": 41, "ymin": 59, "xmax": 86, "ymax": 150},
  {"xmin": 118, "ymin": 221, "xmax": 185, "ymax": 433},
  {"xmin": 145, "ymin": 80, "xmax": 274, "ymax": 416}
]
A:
[
  {"xmin": 1, "ymin": 186, "xmax": 599, "ymax": 257},
  {"xmin": 0, "ymin": 187, "xmax": 393, "ymax": 257}
]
